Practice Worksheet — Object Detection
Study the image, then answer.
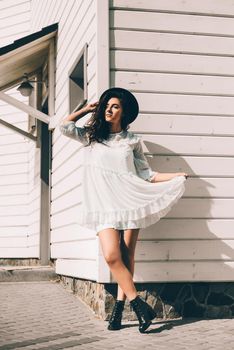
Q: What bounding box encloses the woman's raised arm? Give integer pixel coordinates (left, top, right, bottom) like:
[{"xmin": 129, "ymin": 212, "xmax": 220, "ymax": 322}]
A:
[{"xmin": 62, "ymin": 101, "xmax": 99, "ymax": 123}]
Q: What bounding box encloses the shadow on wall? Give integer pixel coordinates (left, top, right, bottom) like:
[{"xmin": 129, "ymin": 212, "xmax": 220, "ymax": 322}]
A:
[
  {"xmin": 123, "ymin": 140, "xmax": 234, "ymax": 318},
  {"xmin": 138, "ymin": 140, "xmax": 234, "ymax": 278}
]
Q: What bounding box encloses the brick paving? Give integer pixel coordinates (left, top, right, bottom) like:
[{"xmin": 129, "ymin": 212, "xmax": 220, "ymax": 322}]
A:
[{"xmin": 0, "ymin": 281, "xmax": 233, "ymax": 350}]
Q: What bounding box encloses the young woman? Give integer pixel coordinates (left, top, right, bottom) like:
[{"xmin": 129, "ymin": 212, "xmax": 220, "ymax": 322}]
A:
[{"xmin": 60, "ymin": 87, "xmax": 187, "ymax": 333}]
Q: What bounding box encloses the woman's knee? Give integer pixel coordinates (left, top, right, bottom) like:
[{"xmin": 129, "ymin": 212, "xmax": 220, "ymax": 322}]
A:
[
  {"xmin": 104, "ymin": 252, "xmax": 122, "ymax": 266},
  {"xmin": 98, "ymin": 228, "xmax": 122, "ymax": 265}
]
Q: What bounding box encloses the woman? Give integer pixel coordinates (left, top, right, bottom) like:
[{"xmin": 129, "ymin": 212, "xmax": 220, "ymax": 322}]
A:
[{"xmin": 60, "ymin": 87, "xmax": 187, "ymax": 333}]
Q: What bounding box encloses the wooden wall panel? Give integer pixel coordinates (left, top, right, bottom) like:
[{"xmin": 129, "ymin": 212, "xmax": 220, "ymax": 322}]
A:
[
  {"xmin": 110, "ymin": 1, "xmax": 234, "ymax": 282},
  {"xmin": 29, "ymin": 0, "xmax": 100, "ymax": 277},
  {"xmin": 0, "ymin": 85, "xmax": 33, "ymax": 257},
  {"xmin": 111, "ymin": 0, "xmax": 234, "ymax": 16}
]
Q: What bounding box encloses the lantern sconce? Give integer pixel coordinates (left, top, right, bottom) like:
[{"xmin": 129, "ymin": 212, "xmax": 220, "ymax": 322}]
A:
[{"xmin": 17, "ymin": 73, "xmax": 46, "ymax": 97}]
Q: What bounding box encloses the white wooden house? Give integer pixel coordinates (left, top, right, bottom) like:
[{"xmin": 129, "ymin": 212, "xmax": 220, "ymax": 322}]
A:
[{"xmin": 1, "ymin": 0, "xmax": 234, "ymax": 292}]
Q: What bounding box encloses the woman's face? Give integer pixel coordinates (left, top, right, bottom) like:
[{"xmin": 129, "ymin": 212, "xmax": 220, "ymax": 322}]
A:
[{"xmin": 104, "ymin": 97, "xmax": 123, "ymax": 127}]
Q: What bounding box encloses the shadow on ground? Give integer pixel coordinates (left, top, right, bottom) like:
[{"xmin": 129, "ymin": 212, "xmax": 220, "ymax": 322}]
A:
[{"xmin": 120, "ymin": 316, "xmax": 234, "ymax": 333}]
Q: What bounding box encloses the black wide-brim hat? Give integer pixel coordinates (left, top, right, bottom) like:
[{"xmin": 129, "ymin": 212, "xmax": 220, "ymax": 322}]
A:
[{"xmin": 99, "ymin": 87, "xmax": 139, "ymax": 124}]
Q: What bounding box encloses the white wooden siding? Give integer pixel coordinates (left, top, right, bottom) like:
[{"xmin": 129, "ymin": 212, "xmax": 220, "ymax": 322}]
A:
[
  {"xmin": 0, "ymin": 88, "xmax": 35, "ymax": 258},
  {"xmin": 27, "ymin": 143, "xmax": 40, "ymax": 257},
  {"xmin": 0, "ymin": 1, "xmax": 39, "ymax": 259},
  {"xmin": 110, "ymin": 0, "xmax": 234, "ymax": 282},
  {"xmin": 134, "ymin": 262, "xmax": 234, "ymax": 282},
  {"xmin": 111, "ymin": 0, "xmax": 234, "ymax": 16},
  {"xmin": 0, "ymin": 0, "xmax": 31, "ymax": 46},
  {"xmin": 30, "ymin": 0, "xmax": 108, "ymax": 280}
]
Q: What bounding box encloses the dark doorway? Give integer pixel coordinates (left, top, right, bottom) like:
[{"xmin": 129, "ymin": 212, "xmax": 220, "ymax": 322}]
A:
[{"xmin": 40, "ymin": 98, "xmax": 52, "ymax": 185}]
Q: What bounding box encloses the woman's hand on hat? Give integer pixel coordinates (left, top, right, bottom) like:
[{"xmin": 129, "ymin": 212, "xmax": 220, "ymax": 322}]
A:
[{"xmin": 84, "ymin": 101, "xmax": 99, "ymax": 114}]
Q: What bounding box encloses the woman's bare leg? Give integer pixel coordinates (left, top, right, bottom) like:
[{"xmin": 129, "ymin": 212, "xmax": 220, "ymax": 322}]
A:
[
  {"xmin": 117, "ymin": 228, "xmax": 140, "ymax": 301},
  {"xmin": 98, "ymin": 228, "xmax": 138, "ymax": 301}
]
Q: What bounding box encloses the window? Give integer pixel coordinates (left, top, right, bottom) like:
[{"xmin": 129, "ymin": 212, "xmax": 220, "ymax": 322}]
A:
[{"xmin": 68, "ymin": 43, "xmax": 88, "ymax": 113}]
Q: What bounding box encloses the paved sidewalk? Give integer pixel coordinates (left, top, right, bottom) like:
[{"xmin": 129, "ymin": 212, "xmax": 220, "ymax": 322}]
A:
[{"xmin": 0, "ymin": 281, "xmax": 233, "ymax": 350}]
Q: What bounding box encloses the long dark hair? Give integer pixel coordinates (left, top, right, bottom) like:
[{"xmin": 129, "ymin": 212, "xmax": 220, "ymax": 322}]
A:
[{"xmin": 83, "ymin": 90, "xmax": 131, "ymax": 146}]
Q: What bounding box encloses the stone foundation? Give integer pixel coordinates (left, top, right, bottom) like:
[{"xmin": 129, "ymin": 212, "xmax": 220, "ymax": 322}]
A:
[
  {"xmin": 0, "ymin": 258, "xmax": 41, "ymax": 266},
  {"xmin": 0, "ymin": 258, "xmax": 56, "ymax": 268},
  {"xmin": 59, "ymin": 276, "xmax": 234, "ymax": 320}
]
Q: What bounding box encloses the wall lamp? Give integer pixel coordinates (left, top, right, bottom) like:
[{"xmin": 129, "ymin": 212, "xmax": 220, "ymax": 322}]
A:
[{"xmin": 17, "ymin": 73, "xmax": 46, "ymax": 97}]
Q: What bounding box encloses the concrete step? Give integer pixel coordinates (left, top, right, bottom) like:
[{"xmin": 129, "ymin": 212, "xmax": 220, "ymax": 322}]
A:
[{"xmin": 0, "ymin": 265, "xmax": 58, "ymax": 282}]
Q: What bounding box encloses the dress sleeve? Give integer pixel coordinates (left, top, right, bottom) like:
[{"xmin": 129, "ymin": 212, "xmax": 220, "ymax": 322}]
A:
[
  {"xmin": 59, "ymin": 120, "xmax": 89, "ymax": 145},
  {"xmin": 133, "ymin": 136, "xmax": 158, "ymax": 182}
]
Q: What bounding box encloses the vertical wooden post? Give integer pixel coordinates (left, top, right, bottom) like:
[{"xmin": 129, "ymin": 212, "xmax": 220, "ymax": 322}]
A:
[
  {"xmin": 39, "ymin": 119, "xmax": 51, "ymax": 265},
  {"xmin": 95, "ymin": 0, "xmax": 111, "ymax": 282},
  {"xmin": 48, "ymin": 38, "xmax": 55, "ymax": 117},
  {"xmin": 38, "ymin": 38, "xmax": 55, "ymax": 265},
  {"xmin": 36, "ymin": 71, "xmax": 47, "ymax": 265}
]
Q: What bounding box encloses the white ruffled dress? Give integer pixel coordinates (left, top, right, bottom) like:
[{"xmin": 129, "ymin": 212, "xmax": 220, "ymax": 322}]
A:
[{"xmin": 60, "ymin": 120, "xmax": 186, "ymax": 236}]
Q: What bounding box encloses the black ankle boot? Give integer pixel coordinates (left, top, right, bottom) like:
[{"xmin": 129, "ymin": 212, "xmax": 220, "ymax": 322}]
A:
[
  {"xmin": 107, "ymin": 300, "xmax": 125, "ymax": 330},
  {"xmin": 130, "ymin": 295, "xmax": 156, "ymax": 333}
]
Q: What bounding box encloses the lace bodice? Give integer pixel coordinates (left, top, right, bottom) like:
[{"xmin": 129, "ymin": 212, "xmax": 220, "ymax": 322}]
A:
[{"xmin": 59, "ymin": 120, "xmax": 157, "ymax": 182}]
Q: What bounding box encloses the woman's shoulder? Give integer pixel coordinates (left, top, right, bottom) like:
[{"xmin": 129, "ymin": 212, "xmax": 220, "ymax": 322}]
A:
[{"xmin": 126, "ymin": 130, "xmax": 142, "ymax": 144}]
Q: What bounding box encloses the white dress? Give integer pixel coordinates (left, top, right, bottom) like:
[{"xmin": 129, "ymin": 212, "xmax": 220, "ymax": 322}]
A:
[{"xmin": 60, "ymin": 121, "xmax": 186, "ymax": 236}]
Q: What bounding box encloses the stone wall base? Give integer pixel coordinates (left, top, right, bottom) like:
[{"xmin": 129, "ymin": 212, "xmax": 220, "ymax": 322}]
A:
[
  {"xmin": 59, "ymin": 276, "xmax": 234, "ymax": 320},
  {"xmin": 0, "ymin": 258, "xmax": 56, "ymax": 268},
  {"xmin": 0, "ymin": 258, "xmax": 41, "ymax": 266}
]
